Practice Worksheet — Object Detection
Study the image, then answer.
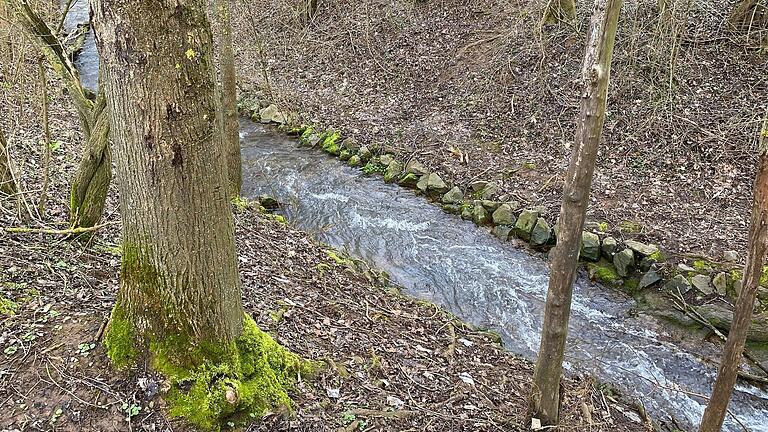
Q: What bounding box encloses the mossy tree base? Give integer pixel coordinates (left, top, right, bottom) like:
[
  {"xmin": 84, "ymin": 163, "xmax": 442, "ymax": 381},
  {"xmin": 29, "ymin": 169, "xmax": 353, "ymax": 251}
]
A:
[{"xmin": 104, "ymin": 310, "xmax": 316, "ymax": 431}]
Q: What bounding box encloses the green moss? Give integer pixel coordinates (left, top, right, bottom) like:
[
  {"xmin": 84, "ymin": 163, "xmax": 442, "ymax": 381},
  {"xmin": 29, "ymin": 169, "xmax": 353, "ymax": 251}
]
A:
[
  {"xmin": 597, "ymin": 222, "xmax": 609, "ymax": 233},
  {"xmin": 761, "ymin": 266, "xmax": 768, "ymax": 287},
  {"xmin": 325, "ymin": 249, "xmax": 351, "ymax": 266},
  {"xmin": 648, "ymin": 250, "xmax": 666, "ymax": 262},
  {"xmin": 321, "ymin": 132, "xmax": 341, "ymax": 156},
  {"xmin": 0, "ymin": 297, "xmax": 18, "ymax": 316},
  {"xmin": 618, "ymin": 220, "xmax": 643, "ymax": 234},
  {"xmin": 103, "ymin": 305, "xmax": 138, "ymax": 370},
  {"xmin": 231, "ymin": 196, "xmax": 251, "ymax": 212},
  {"xmin": 153, "ymin": 314, "xmax": 317, "ymax": 431},
  {"xmin": 299, "ymin": 126, "xmax": 316, "ymax": 146},
  {"xmin": 588, "ymin": 261, "xmax": 621, "ymax": 285},
  {"xmin": 692, "ymin": 260, "xmax": 711, "ymax": 271},
  {"xmin": 263, "ymin": 213, "xmax": 287, "ymax": 225},
  {"xmin": 361, "ymin": 161, "xmax": 385, "ymax": 175}
]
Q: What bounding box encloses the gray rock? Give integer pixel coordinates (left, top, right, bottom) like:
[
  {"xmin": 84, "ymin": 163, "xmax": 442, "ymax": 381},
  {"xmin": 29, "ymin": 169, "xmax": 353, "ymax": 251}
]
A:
[
  {"xmin": 441, "ymin": 204, "xmax": 462, "ymax": 214},
  {"xmin": 341, "ymin": 137, "xmax": 360, "ymax": 152},
  {"xmin": 460, "ymin": 205, "xmax": 473, "ymax": 220},
  {"xmin": 663, "ymin": 274, "xmax": 692, "ymax": 294},
  {"xmin": 691, "ymin": 274, "xmax": 713, "ymax": 295},
  {"xmin": 473, "ymin": 202, "xmax": 489, "ymax": 225},
  {"xmin": 379, "ymin": 154, "xmax": 394, "ymax": 166},
  {"xmin": 384, "ymin": 161, "xmax": 403, "ymax": 183},
  {"xmin": 426, "ymin": 173, "xmax": 449, "ymax": 193},
  {"xmin": 723, "ymin": 250, "xmax": 739, "ymax": 262},
  {"xmin": 405, "ymin": 159, "xmax": 429, "ymax": 176},
  {"xmin": 601, "ymin": 236, "xmax": 618, "ymax": 258},
  {"xmin": 623, "ymin": 240, "xmax": 659, "ymax": 257},
  {"xmin": 492, "ymin": 204, "xmax": 516, "ymax": 226},
  {"xmin": 347, "ymin": 155, "xmax": 362, "ymax": 167},
  {"xmin": 469, "ymin": 180, "xmax": 488, "ymax": 192},
  {"xmin": 514, "ymin": 209, "xmax": 540, "ymax": 242},
  {"xmin": 580, "ymin": 231, "xmax": 601, "ymax": 262},
  {"xmin": 482, "ymin": 200, "xmax": 501, "ymax": 211},
  {"xmin": 713, "ymin": 272, "xmax": 728, "ymax": 296},
  {"xmin": 638, "ymin": 270, "xmax": 662, "ymax": 290},
  {"xmin": 416, "ymin": 175, "xmax": 429, "ymax": 192},
  {"xmin": 677, "ymin": 263, "xmax": 695, "ymax": 272},
  {"xmin": 696, "ymin": 304, "xmax": 768, "ymax": 342},
  {"xmin": 492, "ymin": 225, "xmax": 513, "ymax": 241},
  {"xmin": 358, "ymin": 146, "xmax": 372, "ymax": 162},
  {"xmin": 480, "ymin": 182, "xmax": 499, "ymax": 200},
  {"xmin": 639, "ymin": 257, "xmax": 656, "ymax": 272},
  {"xmin": 442, "ymin": 187, "xmax": 464, "ymax": 204},
  {"xmin": 259, "ymin": 104, "xmax": 285, "ymax": 124},
  {"xmin": 530, "ymin": 218, "xmax": 551, "ymax": 246},
  {"xmin": 307, "ymin": 133, "xmax": 323, "ymax": 147},
  {"xmin": 613, "ymin": 248, "xmax": 635, "ymax": 277}
]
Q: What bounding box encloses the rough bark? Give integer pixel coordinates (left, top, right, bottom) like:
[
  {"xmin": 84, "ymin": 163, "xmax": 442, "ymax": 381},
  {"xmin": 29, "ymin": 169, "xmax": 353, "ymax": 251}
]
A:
[
  {"xmin": 212, "ymin": 0, "xmax": 242, "ymax": 198},
  {"xmin": 730, "ymin": 0, "xmax": 768, "ymax": 29},
  {"xmin": 529, "ymin": 0, "xmax": 623, "ymax": 426},
  {"xmin": 38, "ymin": 57, "xmax": 51, "ymax": 217},
  {"xmin": 93, "ymin": 0, "xmax": 243, "ymax": 348},
  {"xmin": 0, "ymin": 128, "xmax": 16, "ymax": 196},
  {"xmin": 543, "ymin": 0, "xmax": 576, "ymax": 24},
  {"xmin": 8, "ymin": 0, "xmax": 111, "ymax": 229},
  {"xmin": 699, "ymin": 117, "xmax": 768, "ymax": 432}
]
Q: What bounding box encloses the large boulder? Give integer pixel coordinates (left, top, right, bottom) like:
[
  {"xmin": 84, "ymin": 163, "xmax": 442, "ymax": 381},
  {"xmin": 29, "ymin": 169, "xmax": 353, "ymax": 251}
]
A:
[
  {"xmin": 398, "ymin": 173, "xmax": 419, "ymax": 188},
  {"xmin": 613, "ymin": 248, "xmax": 635, "ymax": 277},
  {"xmin": 442, "ymin": 187, "xmax": 464, "ymax": 204},
  {"xmin": 259, "ymin": 104, "xmax": 285, "ymax": 124},
  {"xmin": 480, "ymin": 182, "xmax": 499, "ymax": 200},
  {"xmin": 341, "ymin": 137, "xmax": 360, "ymax": 153},
  {"xmin": 530, "ymin": 218, "xmax": 551, "ymax": 246},
  {"xmin": 473, "ymin": 202, "xmax": 489, "ymax": 225},
  {"xmin": 493, "ymin": 225, "xmax": 513, "ymax": 240},
  {"xmin": 426, "ymin": 173, "xmax": 449, "ymax": 193},
  {"xmin": 713, "ymin": 272, "xmax": 728, "ymax": 296},
  {"xmin": 347, "ymin": 155, "xmax": 362, "ymax": 167},
  {"xmin": 580, "ymin": 231, "xmax": 601, "ymax": 262},
  {"xmin": 492, "ymin": 204, "xmax": 516, "ymax": 226},
  {"xmin": 514, "ymin": 209, "xmax": 539, "ymax": 242},
  {"xmin": 696, "ymin": 305, "xmax": 768, "ymax": 342},
  {"xmin": 358, "ymin": 146, "xmax": 372, "ymax": 162},
  {"xmin": 638, "ymin": 269, "xmax": 662, "ymax": 290}
]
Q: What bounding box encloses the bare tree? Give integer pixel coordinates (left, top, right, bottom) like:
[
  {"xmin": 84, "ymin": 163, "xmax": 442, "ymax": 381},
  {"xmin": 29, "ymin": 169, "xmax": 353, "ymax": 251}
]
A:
[
  {"xmin": 543, "ymin": 0, "xmax": 576, "ymax": 24},
  {"xmin": 699, "ymin": 116, "xmax": 768, "ymax": 432},
  {"xmin": 92, "ymin": 0, "xmax": 306, "ymax": 428},
  {"xmin": 529, "ymin": 0, "xmax": 623, "ymax": 426},
  {"xmin": 730, "ymin": 0, "xmax": 768, "ymax": 29},
  {"xmin": 0, "ymin": 128, "xmax": 16, "ymax": 196},
  {"xmin": 8, "ymin": 0, "xmax": 111, "ymax": 229},
  {"xmin": 211, "ymin": 0, "xmax": 242, "ymax": 198}
]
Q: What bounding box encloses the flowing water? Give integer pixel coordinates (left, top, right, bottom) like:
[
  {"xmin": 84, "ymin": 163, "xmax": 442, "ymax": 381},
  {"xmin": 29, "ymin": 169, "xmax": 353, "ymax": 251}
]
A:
[{"xmin": 64, "ymin": 2, "xmax": 768, "ymax": 430}]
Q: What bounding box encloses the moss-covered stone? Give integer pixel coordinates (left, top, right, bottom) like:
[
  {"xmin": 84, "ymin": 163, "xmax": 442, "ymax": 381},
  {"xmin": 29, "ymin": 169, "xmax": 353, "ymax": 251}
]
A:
[
  {"xmin": 588, "ymin": 260, "xmax": 621, "ymax": 285},
  {"xmin": 321, "ymin": 132, "xmax": 341, "ymax": 156}
]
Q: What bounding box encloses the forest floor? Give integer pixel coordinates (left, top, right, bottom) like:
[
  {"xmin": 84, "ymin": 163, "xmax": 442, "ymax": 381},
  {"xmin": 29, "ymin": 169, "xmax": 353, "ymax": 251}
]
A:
[
  {"xmin": 231, "ymin": 0, "xmax": 768, "ymax": 263},
  {"xmin": 0, "ymin": 8, "xmax": 652, "ymax": 431}
]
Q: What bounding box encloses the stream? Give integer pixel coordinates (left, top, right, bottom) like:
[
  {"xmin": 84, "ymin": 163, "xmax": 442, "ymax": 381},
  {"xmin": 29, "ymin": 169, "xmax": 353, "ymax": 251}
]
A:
[{"xmin": 63, "ymin": 2, "xmax": 768, "ymax": 430}]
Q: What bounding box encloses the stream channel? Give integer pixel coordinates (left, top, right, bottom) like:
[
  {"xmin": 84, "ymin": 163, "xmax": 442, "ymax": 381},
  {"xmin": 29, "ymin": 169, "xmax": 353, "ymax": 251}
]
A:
[{"xmin": 63, "ymin": 1, "xmax": 768, "ymax": 430}]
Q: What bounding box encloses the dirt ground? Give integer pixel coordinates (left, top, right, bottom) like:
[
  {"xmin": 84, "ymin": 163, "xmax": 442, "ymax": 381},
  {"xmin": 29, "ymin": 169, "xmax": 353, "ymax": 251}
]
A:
[{"xmin": 231, "ymin": 0, "xmax": 768, "ymax": 262}]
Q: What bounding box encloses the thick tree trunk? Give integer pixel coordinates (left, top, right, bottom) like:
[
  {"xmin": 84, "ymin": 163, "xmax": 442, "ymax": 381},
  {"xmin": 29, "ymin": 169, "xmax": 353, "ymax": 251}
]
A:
[
  {"xmin": 93, "ymin": 0, "xmax": 243, "ymax": 349},
  {"xmin": 699, "ymin": 117, "xmax": 768, "ymax": 432},
  {"xmin": 730, "ymin": 0, "xmax": 768, "ymax": 29},
  {"xmin": 8, "ymin": 0, "xmax": 111, "ymax": 229},
  {"xmin": 0, "ymin": 128, "xmax": 16, "ymax": 196},
  {"xmin": 543, "ymin": 0, "xmax": 577, "ymax": 24},
  {"xmin": 529, "ymin": 0, "xmax": 622, "ymax": 426},
  {"xmin": 212, "ymin": 0, "xmax": 242, "ymax": 198}
]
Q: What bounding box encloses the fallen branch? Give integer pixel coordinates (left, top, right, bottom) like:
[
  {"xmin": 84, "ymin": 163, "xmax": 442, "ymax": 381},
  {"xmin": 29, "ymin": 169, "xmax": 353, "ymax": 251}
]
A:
[{"xmin": 3, "ymin": 221, "xmax": 117, "ymax": 235}]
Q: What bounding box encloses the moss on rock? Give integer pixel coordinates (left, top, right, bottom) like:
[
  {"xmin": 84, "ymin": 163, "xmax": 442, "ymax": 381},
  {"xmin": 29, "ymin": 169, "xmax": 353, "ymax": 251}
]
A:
[{"xmin": 103, "ymin": 305, "xmax": 138, "ymax": 370}]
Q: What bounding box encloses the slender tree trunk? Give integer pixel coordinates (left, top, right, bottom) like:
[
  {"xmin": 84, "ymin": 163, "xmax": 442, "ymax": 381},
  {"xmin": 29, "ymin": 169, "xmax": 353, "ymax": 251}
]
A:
[
  {"xmin": 93, "ymin": 0, "xmax": 243, "ymax": 349},
  {"xmin": 529, "ymin": 0, "xmax": 623, "ymax": 426},
  {"xmin": 212, "ymin": 0, "xmax": 242, "ymax": 198},
  {"xmin": 543, "ymin": 0, "xmax": 577, "ymax": 24},
  {"xmin": 8, "ymin": 0, "xmax": 111, "ymax": 229},
  {"xmin": 699, "ymin": 117, "xmax": 768, "ymax": 432},
  {"xmin": 0, "ymin": 128, "xmax": 16, "ymax": 196},
  {"xmin": 38, "ymin": 57, "xmax": 51, "ymax": 217}
]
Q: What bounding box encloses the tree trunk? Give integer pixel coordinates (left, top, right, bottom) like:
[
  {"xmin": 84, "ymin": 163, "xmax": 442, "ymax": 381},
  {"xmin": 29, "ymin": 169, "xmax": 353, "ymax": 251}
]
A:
[
  {"xmin": 92, "ymin": 1, "xmax": 306, "ymax": 428},
  {"xmin": 8, "ymin": 0, "xmax": 111, "ymax": 229},
  {"xmin": 543, "ymin": 0, "xmax": 577, "ymax": 24},
  {"xmin": 0, "ymin": 128, "xmax": 16, "ymax": 196},
  {"xmin": 212, "ymin": 0, "xmax": 242, "ymax": 198},
  {"xmin": 730, "ymin": 0, "xmax": 768, "ymax": 29},
  {"xmin": 529, "ymin": 0, "xmax": 623, "ymax": 426},
  {"xmin": 699, "ymin": 117, "xmax": 768, "ymax": 432}
]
